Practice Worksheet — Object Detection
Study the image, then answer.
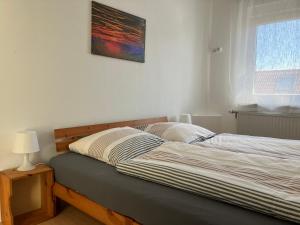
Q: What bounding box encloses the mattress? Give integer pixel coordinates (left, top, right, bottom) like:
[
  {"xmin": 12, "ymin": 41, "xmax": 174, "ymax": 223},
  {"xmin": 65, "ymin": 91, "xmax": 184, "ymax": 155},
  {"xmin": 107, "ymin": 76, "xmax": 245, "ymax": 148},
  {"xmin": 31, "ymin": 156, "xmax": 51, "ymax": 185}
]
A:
[{"xmin": 49, "ymin": 152, "xmax": 297, "ymax": 225}]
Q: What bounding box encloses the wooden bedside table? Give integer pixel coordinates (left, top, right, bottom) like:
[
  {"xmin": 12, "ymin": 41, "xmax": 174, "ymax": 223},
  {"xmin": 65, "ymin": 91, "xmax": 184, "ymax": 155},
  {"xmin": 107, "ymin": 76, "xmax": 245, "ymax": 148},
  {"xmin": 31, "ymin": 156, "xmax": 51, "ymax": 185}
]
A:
[{"xmin": 0, "ymin": 164, "xmax": 55, "ymax": 225}]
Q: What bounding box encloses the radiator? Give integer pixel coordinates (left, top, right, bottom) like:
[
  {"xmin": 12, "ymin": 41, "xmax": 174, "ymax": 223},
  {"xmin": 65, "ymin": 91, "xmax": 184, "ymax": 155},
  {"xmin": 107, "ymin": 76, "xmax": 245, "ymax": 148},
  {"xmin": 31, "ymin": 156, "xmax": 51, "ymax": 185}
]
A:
[{"xmin": 237, "ymin": 112, "xmax": 300, "ymax": 140}]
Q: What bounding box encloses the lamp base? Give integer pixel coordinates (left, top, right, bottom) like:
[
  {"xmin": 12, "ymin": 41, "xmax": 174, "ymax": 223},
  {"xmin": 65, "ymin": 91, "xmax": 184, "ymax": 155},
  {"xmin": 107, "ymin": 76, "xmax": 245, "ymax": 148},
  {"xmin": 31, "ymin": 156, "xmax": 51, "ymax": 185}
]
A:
[{"xmin": 17, "ymin": 153, "xmax": 36, "ymax": 171}]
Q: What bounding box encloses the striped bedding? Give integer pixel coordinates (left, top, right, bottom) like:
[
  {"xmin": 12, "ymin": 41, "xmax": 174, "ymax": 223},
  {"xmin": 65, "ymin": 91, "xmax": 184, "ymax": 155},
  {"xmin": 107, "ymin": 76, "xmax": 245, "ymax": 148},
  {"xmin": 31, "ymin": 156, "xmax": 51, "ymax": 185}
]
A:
[
  {"xmin": 69, "ymin": 127, "xmax": 164, "ymax": 166},
  {"xmin": 194, "ymin": 133, "xmax": 300, "ymax": 159},
  {"xmin": 117, "ymin": 142, "xmax": 300, "ymax": 223},
  {"xmin": 144, "ymin": 122, "xmax": 215, "ymax": 143}
]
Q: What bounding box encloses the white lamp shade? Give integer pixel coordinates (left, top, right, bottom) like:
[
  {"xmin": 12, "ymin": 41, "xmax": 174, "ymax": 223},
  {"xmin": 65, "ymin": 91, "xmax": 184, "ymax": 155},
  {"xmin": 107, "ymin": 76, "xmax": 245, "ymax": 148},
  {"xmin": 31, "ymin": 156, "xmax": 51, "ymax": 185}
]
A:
[
  {"xmin": 179, "ymin": 114, "xmax": 192, "ymax": 124},
  {"xmin": 12, "ymin": 131, "xmax": 40, "ymax": 154}
]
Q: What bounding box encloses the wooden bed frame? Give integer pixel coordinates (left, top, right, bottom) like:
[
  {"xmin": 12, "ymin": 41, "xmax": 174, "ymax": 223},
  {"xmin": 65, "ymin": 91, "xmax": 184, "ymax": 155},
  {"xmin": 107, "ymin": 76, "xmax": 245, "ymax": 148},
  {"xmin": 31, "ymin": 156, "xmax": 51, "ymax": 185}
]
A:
[{"xmin": 53, "ymin": 117, "xmax": 168, "ymax": 225}]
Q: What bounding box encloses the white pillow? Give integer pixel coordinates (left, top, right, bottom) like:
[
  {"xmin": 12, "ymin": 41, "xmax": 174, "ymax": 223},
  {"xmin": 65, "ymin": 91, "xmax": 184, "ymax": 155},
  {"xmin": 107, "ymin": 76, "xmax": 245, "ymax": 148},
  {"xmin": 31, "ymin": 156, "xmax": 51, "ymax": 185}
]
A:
[
  {"xmin": 145, "ymin": 122, "xmax": 215, "ymax": 143},
  {"xmin": 69, "ymin": 127, "xmax": 164, "ymax": 166}
]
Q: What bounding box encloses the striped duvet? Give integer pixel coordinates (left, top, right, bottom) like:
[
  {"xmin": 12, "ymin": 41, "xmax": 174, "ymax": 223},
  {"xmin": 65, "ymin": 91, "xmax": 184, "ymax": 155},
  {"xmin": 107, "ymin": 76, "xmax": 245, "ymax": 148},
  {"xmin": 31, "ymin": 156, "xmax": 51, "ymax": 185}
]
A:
[
  {"xmin": 194, "ymin": 133, "xmax": 300, "ymax": 160},
  {"xmin": 117, "ymin": 142, "xmax": 300, "ymax": 223}
]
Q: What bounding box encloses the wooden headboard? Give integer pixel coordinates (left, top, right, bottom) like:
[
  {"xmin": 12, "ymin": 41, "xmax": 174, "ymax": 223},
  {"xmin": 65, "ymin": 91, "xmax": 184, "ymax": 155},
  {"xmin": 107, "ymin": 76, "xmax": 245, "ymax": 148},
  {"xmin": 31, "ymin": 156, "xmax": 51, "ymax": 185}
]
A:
[{"xmin": 54, "ymin": 117, "xmax": 168, "ymax": 152}]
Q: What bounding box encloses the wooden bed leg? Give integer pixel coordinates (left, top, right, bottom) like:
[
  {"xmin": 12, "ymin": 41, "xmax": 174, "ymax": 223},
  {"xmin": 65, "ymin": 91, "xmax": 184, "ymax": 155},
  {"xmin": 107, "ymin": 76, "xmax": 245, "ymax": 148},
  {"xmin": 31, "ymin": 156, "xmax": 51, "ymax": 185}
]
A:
[
  {"xmin": 53, "ymin": 195, "xmax": 58, "ymax": 216},
  {"xmin": 53, "ymin": 191, "xmax": 68, "ymax": 216},
  {"xmin": 53, "ymin": 182, "xmax": 141, "ymax": 225}
]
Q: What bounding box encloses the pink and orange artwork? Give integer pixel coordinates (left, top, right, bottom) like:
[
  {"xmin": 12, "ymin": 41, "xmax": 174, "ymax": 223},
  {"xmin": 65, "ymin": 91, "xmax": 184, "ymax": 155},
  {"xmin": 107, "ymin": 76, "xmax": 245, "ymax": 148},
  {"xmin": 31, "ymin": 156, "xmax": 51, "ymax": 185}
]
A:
[{"xmin": 91, "ymin": 1, "xmax": 146, "ymax": 63}]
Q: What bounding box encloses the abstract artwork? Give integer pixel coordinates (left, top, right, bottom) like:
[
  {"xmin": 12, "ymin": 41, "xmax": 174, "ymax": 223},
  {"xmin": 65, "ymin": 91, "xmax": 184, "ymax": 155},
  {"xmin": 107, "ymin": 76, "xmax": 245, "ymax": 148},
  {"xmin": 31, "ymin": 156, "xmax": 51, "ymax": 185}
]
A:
[{"xmin": 91, "ymin": 1, "xmax": 146, "ymax": 63}]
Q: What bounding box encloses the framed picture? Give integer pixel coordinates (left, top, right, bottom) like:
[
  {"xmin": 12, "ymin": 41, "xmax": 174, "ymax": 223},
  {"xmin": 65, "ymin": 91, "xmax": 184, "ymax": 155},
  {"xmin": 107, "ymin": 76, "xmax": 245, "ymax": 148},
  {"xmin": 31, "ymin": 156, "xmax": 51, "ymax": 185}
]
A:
[{"xmin": 91, "ymin": 1, "xmax": 146, "ymax": 63}]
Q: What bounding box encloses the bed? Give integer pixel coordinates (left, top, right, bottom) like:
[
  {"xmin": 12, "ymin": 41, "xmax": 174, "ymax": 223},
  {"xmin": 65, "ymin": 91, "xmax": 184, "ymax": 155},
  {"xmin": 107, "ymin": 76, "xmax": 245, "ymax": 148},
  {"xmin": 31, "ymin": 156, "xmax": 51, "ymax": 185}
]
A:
[
  {"xmin": 194, "ymin": 133, "xmax": 300, "ymax": 159},
  {"xmin": 50, "ymin": 117, "xmax": 299, "ymax": 225}
]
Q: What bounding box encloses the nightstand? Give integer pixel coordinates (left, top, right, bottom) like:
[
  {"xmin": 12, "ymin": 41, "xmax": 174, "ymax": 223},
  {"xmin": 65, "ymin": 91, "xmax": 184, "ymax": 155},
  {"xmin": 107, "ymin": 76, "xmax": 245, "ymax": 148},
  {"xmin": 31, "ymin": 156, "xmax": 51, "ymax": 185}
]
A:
[{"xmin": 0, "ymin": 164, "xmax": 55, "ymax": 225}]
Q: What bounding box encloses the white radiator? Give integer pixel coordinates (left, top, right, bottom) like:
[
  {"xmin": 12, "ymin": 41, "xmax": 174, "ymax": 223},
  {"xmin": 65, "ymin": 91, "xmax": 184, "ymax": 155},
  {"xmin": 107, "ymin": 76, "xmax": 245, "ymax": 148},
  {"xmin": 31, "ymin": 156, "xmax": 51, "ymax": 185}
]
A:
[{"xmin": 237, "ymin": 112, "xmax": 300, "ymax": 140}]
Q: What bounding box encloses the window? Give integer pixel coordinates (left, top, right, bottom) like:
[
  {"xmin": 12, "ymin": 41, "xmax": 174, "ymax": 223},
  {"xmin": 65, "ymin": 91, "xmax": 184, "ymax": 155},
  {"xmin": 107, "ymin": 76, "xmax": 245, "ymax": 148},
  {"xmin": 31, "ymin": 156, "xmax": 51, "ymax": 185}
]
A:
[
  {"xmin": 231, "ymin": 0, "xmax": 300, "ymax": 110},
  {"xmin": 254, "ymin": 19, "xmax": 300, "ymax": 95}
]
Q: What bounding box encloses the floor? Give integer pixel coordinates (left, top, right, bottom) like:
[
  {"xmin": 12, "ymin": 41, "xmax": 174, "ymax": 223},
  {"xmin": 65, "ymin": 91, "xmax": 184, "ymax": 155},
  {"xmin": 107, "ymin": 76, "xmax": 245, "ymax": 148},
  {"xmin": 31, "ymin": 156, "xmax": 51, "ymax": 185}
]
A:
[{"xmin": 38, "ymin": 207, "xmax": 104, "ymax": 225}]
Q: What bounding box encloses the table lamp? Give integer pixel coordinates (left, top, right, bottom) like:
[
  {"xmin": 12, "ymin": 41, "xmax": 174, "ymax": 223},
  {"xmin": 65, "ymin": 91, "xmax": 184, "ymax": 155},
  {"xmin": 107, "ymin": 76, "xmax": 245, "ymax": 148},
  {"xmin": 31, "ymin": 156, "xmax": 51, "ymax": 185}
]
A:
[
  {"xmin": 179, "ymin": 113, "xmax": 192, "ymax": 124},
  {"xmin": 12, "ymin": 130, "xmax": 40, "ymax": 171}
]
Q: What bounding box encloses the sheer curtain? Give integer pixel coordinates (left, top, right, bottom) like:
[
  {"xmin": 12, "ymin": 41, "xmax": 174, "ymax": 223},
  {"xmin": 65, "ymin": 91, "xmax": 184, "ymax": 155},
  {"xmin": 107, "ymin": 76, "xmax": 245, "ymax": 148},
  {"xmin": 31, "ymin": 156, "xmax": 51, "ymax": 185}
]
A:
[{"xmin": 230, "ymin": 0, "xmax": 300, "ymax": 113}]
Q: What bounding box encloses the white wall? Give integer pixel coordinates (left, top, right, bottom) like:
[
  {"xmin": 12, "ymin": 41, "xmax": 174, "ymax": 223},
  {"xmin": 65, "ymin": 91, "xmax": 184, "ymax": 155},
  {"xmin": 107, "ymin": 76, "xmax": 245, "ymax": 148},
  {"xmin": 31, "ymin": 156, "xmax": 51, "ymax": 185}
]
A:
[
  {"xmin": 0, "ymin": 0, "xmax": 212, "ymax": 170},
  {"xmin": 206, "ymin": 0, "xmax": 238, "ymax": 133}
]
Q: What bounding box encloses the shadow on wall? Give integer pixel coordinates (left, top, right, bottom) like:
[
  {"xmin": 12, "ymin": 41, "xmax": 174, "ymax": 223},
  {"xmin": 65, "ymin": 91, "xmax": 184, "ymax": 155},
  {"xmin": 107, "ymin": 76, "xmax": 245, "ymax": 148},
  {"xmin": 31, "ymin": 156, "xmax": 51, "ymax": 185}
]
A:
[{"xmin": 192, "ymin": 114, "xmax": 237, "ymax": 133}]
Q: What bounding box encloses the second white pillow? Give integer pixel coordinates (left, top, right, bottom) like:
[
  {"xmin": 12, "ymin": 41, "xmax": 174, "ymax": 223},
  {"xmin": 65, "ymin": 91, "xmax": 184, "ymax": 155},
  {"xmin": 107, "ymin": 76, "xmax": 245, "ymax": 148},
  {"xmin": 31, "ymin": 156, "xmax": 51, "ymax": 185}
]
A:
[{"xmin": 145, "ymin": 122, "xmax": 215, "ymax": 143}]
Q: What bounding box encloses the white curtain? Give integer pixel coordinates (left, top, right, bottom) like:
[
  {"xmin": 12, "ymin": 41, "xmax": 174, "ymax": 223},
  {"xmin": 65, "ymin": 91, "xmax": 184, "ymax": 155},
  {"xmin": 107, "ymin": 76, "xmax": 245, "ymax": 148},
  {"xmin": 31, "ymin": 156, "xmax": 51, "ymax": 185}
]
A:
[{"xmin": 230, "ymin": 0, "xmax": 300, "ymax": 113}]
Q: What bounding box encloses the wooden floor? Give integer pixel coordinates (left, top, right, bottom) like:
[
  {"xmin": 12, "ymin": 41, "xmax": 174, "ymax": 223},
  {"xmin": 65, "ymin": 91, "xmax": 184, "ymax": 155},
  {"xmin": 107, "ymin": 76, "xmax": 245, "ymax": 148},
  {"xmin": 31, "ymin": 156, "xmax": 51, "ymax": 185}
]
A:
[
  {"xmin": 0, "ymin": 207, "xmax": 104, "ymax": 225},
  {"xmin": 38, "ymin": 206, "xmax": 104, "ymax": 225}
]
